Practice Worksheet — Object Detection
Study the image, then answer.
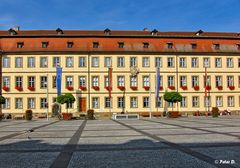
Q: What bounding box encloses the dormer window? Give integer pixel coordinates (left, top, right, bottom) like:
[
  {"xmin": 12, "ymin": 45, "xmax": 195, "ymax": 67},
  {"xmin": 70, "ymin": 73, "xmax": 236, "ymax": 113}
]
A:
[
  {"xmin": 8, "ymin": 28, "xmax": 17, "ymax": 35},
  {"xmin": 195, "ymin": 30, "xmax": 203, "ymax": 36},
  {"xmin": 191, "ymin": 43, "xmax": 197, "ymax": 49},
  {"xmin": 42, "ymin": 42, "xmax": 49, "ymax": 48},
  {"xmin": 118, "ymin": 42, "xmax": 124, "ymax": 48},
  {"xmin": 93, "ymin": 42, "xmax": 99, "ymax": 48},
  {"xmin": 151, "ymin": 29, "xmax": 158, "ymax": 36},
  {"xmin": 17, "ymin": 42, "xmax": 24, "ymax": 48},
  {"xmin": 56, "ymin": 28, "xmax": 63, "ymax": 35},
  {"xmin": 237, "ymin": 44, "xmax": 240, "ymax": 50},
  {"xmin": 214, "ymin": 43, "xmax": 220, "ymax": 50},
  {"xmin": 143, "ymin": 42, "xmax": 149, "ymax": 48},
  {"xmin": 67, "ymin": 42, "xmax": 74, "ymax": 48},
  {"xmin": 104, "ymin": 28, "xmax": 111, "ymax": 35},
  {"xmin": 167, "ymin": 43, "xmax": 173, "ymax": 49}
]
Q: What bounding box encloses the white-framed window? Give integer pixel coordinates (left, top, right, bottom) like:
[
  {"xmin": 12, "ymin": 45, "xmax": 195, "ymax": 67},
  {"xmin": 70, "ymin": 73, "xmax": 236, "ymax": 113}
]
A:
[
  {"xmin": 130, "ymin": 97, "xmax": 138, "ymax": 108},
  {"xmin": 203, "ymin": 58, "xmax": 210, "ymax": 67},
  {"xmin": 66, "ymin": 57, "xmax": 73, "ymax": 67},
  {"xmin": 215, "ymin": 76, "xmax": 222, "ymax": 87},
  {"xmin": 28, "ymin": 57, "xmax": 35, "ymax": 68},
  {"xmin": 180, "ymin": 97, "xmax": 187, "ymax": 107},
  {"xmin": 216, "ymin": 96, "xmax": 223, "ymax": 107},
  {"xmin": 40, "ymin": 76, "xmax": 48, "ymax": 88},
  {"xmin": 180, "ymin": 76, "xmax": 187, "ymax": 87},
  {"xmin": 167, "ymin": 57, "xmax": 174, "ymax": 67},
  {"xmin": 104, "ymin": 57, "xmax": 111, "ymax": 67},
  {"xmin": 40, "ymin": 57, "xmax": 48, "ymax": 67},
  {"xmin": 105, "ymin": 97, "xmax": 111, "ymax": 108},
  {"xmin": 15, "ymin": 57, "xmax": 23, "ymax": 68},
  {"xmin": 142, "ymin": 57, "xmax": 150, "ymax": 67},
  {"xmin": 66, "ymin": 76, "xmax": 73, "ymax": 87},
  {"xmin": 168, "ymin": 76, "xmax": 174, "ymax": 87},
  {"xmin": 79, "ymin": 57, "xmax": 86, "ymax": 67},
  {"xmin": 40, "ymin": 98, "xmax": 47, "ymax": 108},
  {"xmin": 143, "ymin": 97, "xmax": 149, "ymax": 108},
  {"xmin": 66, "ymin": 101, "xmax": 73, "ymax": 109},
  {"xmin": 53, "ymin": 57, "xmax": 60, "ymax": 67},
  {"xmin": 168, "ymin": 102, "xmax": 174, "ymax": 108},
  {"xmin": 104, "ymin": 76, "xmax": 109, "ymax": 87},
  {"xmin": 92, "ymin": 76, "xmax": 99, "ymax": 87},
  {"xmin": 155, "ymin": 57, "xmax": 162, "ymax": 67},
  {"xmin": 191, "ymin": 58, "xmax": 198, "ymax": 68},
  {"xmin": 130, "ymin": 57, "xmax": 137, "ymax": 67},
  {"xmin": 156, "ymin": 97, "xmax": 162, "ymax": 108},
  {"xmin": 16, "ymin": 76, "xmax": 22, "ymax": 87},
  {"xmin": 15, "ymin": 98, "xmax": 23, "ymax": 109},
  {"xmin": 79, "ymin": 76, "xmax": 86, "ymax": 87},
  {"xmin": 92, "ymin": 97, "xmax": 99, "ymax": 108},
  {"xmin": 179, "ymin": 57, "xmax": 186, "ymax": 68},
  {"xmin": 192, "ymin": 96, "xmax": 199, "ymax": 107},
  {"xmin": 92, "ymin": 57, "xmax": 99, "ymax": 67},
  {"xmin": 28, "ymin": 76, "xmax": 35, "ymax": 88},
  {"xmin": 118, "ymin": 97, "xmax": 125, "ymax": 108},
  {"xmin": 52, "ymin": 76, "xmax": 57, "ymax": 88},
  {"xmin": 238, "ymin": 58, "xmax": 240, "ymax": 67},
  {"xmin": 227, "ymin": 58, "xmax": 233, "ymax": 68},
  {"xmin": 27, "ymin": 98, "xmax": 35, "ymax": 109},
  {"xmin": 227, "ymin": 96, "xmax": 234, "ymax": 107},
  {"xmin": 227, "ymin": 76, "xmax": 234, "ymax": 87},
  {"xmin": 2, "ymin": 57, "xmax": 10, "ymax": 68},
  {"xmin": 143, "ymin": 76, "xmax": 150, "ymax": 87},
  {"xmin": 130, "ymin": 76, "xmax": 137, "ymax": 87},
  {"xmin": 204, "ymin": 96, "xmax": 211, "ymax": 107},
  {"xmin": 215, "ymin": 58, "xmax": 221, "ymax": 68},
  {"xmin": 192, "ymin": 76, "xmax": 199, "ymax": 87},
  {"xmin": 117, "ymin": 57, "xmax": 125, "ymax": 67},
  {"xmin": 3, "ymin": 76, "xmax": 10, "ymax": 87},
  {"xmin": 204, "ymin": 76, "xmax": 211, "ymax": 87},
  {"xmin": 2, "ymin": 98, "xmax": 10, "ymax": 109},
  {"xmin": 117, "ymin": 76, "xmax": 125, "ymax": 86}
]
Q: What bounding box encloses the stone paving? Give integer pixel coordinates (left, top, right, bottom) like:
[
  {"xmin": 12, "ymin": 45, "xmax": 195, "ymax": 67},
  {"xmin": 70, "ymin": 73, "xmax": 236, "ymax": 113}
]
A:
[{"xmin": 0, "ymin": 116, "xmax": 239, "ymax": 168}]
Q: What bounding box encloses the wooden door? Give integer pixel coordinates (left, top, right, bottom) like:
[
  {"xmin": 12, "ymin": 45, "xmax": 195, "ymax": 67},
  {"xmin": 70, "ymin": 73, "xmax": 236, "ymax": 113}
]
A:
[{"xmin": 79, "ymin": 97, "xmax": 86, "ymax": 112}]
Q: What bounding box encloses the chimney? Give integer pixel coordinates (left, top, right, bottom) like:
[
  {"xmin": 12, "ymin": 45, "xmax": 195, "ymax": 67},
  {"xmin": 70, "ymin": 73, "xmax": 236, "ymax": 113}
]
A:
[{"xmin": 143, "ymin": 28, "xmax": 148, "ymax": 31}]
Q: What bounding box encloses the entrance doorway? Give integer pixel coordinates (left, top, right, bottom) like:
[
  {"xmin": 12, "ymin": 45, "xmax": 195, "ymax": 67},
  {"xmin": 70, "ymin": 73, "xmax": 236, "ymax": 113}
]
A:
[
  {"xmin": 79, "ymin": 97, "xmax": 86, "ymax": 112},
  {"xmin": 52, "ymin": 103, "xmax": 61, "ymax": 117}
]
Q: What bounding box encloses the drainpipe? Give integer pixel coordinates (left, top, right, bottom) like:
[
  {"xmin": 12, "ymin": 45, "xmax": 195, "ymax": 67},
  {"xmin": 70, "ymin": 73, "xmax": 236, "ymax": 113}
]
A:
[
  {"xmin": 0, "ymin": 50, "xmax": 3, "ymax": 115},
  {"xmin": 88, "ymin": 52, "xmax": 90, "ymax": 110}
]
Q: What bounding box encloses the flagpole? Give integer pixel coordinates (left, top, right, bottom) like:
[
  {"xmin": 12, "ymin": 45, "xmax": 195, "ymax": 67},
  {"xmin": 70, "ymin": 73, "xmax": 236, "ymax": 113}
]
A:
[
  {"xmin": 205, "ymin": 67, "xmax": 207, "ymax": 113},
  {"xmin": 149, "ymin": 73, "xmax": 152, "ymax": 119}
]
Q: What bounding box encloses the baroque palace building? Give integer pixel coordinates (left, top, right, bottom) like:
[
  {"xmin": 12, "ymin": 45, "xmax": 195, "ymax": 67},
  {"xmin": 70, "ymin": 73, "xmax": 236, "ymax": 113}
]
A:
[{"xmin": 0, "ymin": 27, "xmax": 240, "ymax": 116}]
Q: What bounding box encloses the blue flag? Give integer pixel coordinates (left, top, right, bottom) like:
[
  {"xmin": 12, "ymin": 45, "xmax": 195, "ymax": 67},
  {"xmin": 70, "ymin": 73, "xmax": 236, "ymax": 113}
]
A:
[
  {"xmin": 56, "ymin": 66, "xmax": 62, "ymax": 96},
  {"xmin": 155, "ymin": 67, "xmax": 160, "ymax": 99}
]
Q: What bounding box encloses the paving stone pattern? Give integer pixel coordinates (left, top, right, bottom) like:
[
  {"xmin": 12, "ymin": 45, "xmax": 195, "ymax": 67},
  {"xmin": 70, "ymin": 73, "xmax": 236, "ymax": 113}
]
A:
[{"xmin": 0, "ymin": 116, "xmax": 239, "ymax": 168}]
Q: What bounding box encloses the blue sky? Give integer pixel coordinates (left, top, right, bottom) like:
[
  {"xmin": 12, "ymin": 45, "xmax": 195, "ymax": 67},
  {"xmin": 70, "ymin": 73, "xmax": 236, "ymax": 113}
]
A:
[{"xmin": 0, "ymin": 0, "xmax": 239, "ymax": 32}]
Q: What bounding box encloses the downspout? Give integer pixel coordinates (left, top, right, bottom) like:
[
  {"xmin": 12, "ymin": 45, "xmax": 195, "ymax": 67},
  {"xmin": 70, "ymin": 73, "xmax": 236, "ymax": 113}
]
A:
[{"xmin": 88, "ymin": 52, "xmax": 90, "ymax": 110}]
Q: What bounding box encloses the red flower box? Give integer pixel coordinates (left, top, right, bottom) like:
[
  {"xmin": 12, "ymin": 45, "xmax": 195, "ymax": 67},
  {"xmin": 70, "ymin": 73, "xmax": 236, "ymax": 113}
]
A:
[
  {"xmin": 143, "ymin": 86, "xmax": 150, "ymax": 91},
  {"xmin": 15, "ymin": 86, "xmax": 23, "ymax": 91},
  {"xmin": 67, "ymin": 86, "xmax": 73, "ymax": 91},
  {"xmin": 205, "ymin": 85, "xmax": 211, "ymax": 90},
  {"xmin": 105, "ymin": 86, "xmax": 112, "ymax": 91},
  {"xmin": 79, "ymin": 86, "xmax": 87, "ymax": 91},
  {"xmin": 92, "ymin": 86, "xmax": 99, "ymax": 91},
  {"xmin": 228, "ymin": 86, "xmax": 235, "ymax": 90},
  {"xmin": 160, "ymin": 86, "xmax": 163, "ymax": 90},
  {"xmin": 168, "ymin": 86, "xmax": 175, "ymax": 90},
  {"xmin": 118, "ymin": 86, "xmax": 125, "ymax": 91},
  {"xmin": 217, "ymin": 86, "xmax": 223, "ymax": 90},
  {"xmin": 2, "ymin": 86, "xmax": 9, "ymax": 91},
  {"xmin": 130, "ymin": 86, "xmax": 138, "ymax": 90},
  {"xmin": 28, "ymin": 86, "xmax": 35, "ymax": 91},
  {"xmin": 181, "ymin": 86, "xmax": 188, "ymax": 90},
  {"xmin": 193, "ymin": 86, "xmax": 199, "ymax": 91}
]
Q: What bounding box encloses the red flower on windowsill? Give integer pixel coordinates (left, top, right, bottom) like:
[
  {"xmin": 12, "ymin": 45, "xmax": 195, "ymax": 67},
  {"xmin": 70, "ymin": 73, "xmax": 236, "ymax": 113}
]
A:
[
  {"xmin": 181, "ymin": 86, "xmax": 188, "ymax": 90},
  {"xmin": 92, "ymin": 86, "xmax": 99, "ymax": 91},
  {"xmin": 118, "ymin": 86, "xmax": 125, "ymax": 91},
  {"xmin": 2, "ymin": 86, "xmax": 9, "ymax": 92},
  {"xmin": 15, "ymin": 86, "xmax": 23, "ymax": 91},
  {"xmin": 67, "ymin": 86, "xmax": 73, "ymax": 91},
  {"xmin": 217, "ymin": 86, "xmax": 223, "ymax": 90},
  {"xmin": 228, "ymin": 86, "xmax": 235, "ymax": 90},
  {"xmin": 205, "ymin": 85, "xmax": 211, "ymax": 90},
  {"xmin": 168, "ymin": 86, "xmax": 175, "ymax": 90},
  {"xmin": 28, "ymin": 86, "xmax": 35, "ymax": 91},
  {"xmin": 193, "ymin": 86, "xmax": 199, "ymax": 91},
  {"xmin": 130, "ymin": 86, "xmax": 138, "ymax": 90},
  {"xmin": 79, "ymin": 86, "xmax": 87, "ymax": 91},
  {"xmin": 160, "ymin": 86, "xmax": 163, "ymax": 90},
  {"xmin": 105, "ymin": 86, "xmax": 112, "ymax": 91},
  {"xmin": 143, "ymin": 86, "xmax": 150, "ymax": 91}
]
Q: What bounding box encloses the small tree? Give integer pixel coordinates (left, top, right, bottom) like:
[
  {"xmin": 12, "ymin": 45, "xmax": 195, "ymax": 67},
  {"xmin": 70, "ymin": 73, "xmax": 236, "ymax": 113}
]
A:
[
  {"xmin": 0, "ymin": 96, "xmax": 6, "ymax": 104},
  {"xmin": 57, "ymin": 93, "xmax": 75, "ymax": 113},
  {"xmin": 164, "ymin": 91, "xmax": 182, "ymax": 111}
]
